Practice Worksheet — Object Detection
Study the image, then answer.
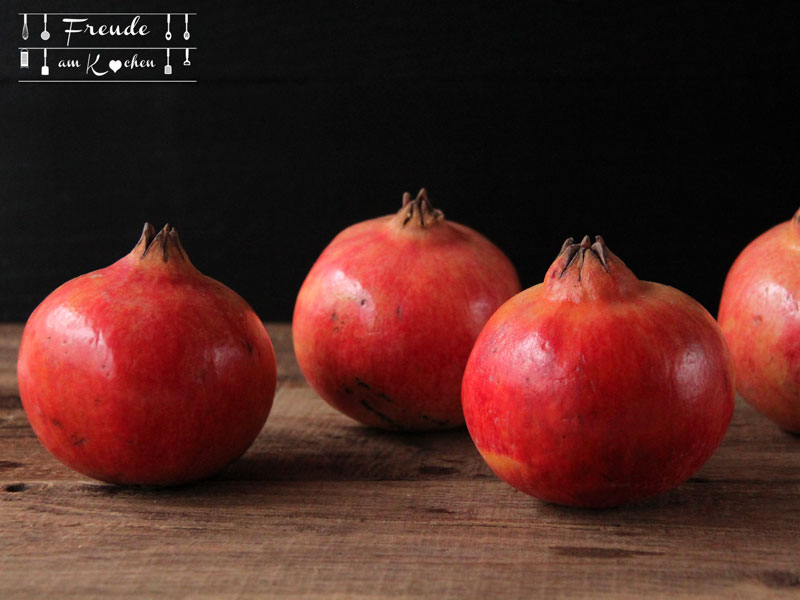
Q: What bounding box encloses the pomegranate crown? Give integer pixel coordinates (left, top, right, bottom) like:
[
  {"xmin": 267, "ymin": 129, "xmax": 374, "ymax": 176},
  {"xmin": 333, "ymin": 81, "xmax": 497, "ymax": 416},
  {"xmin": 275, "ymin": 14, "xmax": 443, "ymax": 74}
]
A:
[
  {"xmin": 133, "ymin": 223, "xmax": 188, "ymax": 263},
  {"xmin": 398, "ymin": 188, "xmax": 444, "ymax": 229},
  {"xmin": 558, "ymin": 235, "xmax": 610, "ymax": 281},
  {"xmin": 546, "ymin": 234, "xmax": 641, "ymax": 301}
]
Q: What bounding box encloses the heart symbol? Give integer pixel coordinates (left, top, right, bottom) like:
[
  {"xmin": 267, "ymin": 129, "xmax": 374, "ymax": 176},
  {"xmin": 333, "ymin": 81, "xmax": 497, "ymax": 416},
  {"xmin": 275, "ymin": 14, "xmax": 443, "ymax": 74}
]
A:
[{"xmin": 109, "ymin": 60, "xmax": 122, "ymax": 73}]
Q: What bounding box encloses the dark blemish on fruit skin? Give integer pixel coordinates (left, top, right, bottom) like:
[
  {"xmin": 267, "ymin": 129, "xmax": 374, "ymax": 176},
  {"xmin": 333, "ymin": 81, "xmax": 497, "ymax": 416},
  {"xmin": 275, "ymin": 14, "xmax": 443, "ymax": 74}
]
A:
[
  {"xmin": 753, "ymin": 315, "xmax": 763, "ymax": 325},
  {"xmin": 420, "ymin": 414, "xmax": 448, "ymax": 427},
  {"xmin": 331, "ymin": 311, "xmax": 338, "ymax": 321},
  {"xmin": 51, "ymin": 418, "xmax": 63, "ymax": 428},
  {"xmin": 343, "ymin": 387, "xmax": 353, "ymax": 394},
  {"xmin": 71, "ymin": 435, "xmax": 87, "ymax": 447},
  {"xmin": 354, "ymin": 378, "xmax": 393, "ymax": 402},
  {"xmin": 360, "ymin": 299, "xmax": 366, "ymax": 306},
  {"xmin": 396, "ymin": 306, "xmax": 403, "ymax": 320},
  {"xmin": 5, "ymin": 483, "xmax": 29, "ymax": 493},
  {"xmin": 360, "ymin": 399, "xmax": 396, "ymax": 427},
  {"xmin": 242, "ymin": 339, "xmax": 253, "ymax": 355}
]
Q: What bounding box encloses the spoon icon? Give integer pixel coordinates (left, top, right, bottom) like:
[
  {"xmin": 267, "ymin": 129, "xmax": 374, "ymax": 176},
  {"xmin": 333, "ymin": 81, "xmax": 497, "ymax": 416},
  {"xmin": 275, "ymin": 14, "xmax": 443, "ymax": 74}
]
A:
[
  {"xmin": 41, "ymin": 14, "xmax": 50, "ymax": 41},
  {"xmin": 22, "ymin": 14, "xmax": 29, "ymax": 40},
  {"xmin": 165, "ymin": 14, "xmax": 172, "ymax": 41},
  {"xmin": 184, "ymin": 14, "xmax": 190, "ymax": 40}
]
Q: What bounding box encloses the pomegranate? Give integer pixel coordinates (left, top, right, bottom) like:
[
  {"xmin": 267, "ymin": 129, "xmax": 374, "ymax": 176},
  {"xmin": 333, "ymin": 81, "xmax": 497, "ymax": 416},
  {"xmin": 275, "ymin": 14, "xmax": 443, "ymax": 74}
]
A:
[
  {"xmin": 462, "ymin": 236, "xmax": 734, "ymax": 507},
  {"xmin": 17, "ymin": 224, "xmax": 277, "ymax": 485},
  {"xmin": 293, "ymin": 189, "xmax": 520, "ymax": 430},
  {"xmin": 719, "ymin": 208, "xmax": 800, "ymax": 432}
]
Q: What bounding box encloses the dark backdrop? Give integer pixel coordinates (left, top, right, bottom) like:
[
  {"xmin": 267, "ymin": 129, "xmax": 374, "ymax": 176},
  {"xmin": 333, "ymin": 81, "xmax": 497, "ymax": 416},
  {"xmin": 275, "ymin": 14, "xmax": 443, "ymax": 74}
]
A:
[{"xmin": 1, "ymin": 1, "xmax": 798, "ymax": 321}]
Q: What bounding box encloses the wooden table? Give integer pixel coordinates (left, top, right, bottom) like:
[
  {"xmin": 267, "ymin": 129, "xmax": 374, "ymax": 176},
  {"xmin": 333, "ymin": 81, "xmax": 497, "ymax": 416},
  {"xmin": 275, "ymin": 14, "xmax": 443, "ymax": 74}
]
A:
[{"xmin": 1, "ymin": 323, "xmax": 799, "ymax": 599}]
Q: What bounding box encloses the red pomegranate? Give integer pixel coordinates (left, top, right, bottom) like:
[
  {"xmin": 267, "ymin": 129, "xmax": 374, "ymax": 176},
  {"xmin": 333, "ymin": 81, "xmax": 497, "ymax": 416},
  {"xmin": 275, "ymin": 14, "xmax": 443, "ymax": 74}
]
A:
[
  {"xmin": 719, "ymin": 208, "xmax": 800, "ymax": 432},
  {"xmin": 462, "ymin": 236, "xmax": 734, "ymax": 507},
  {"xmin": 17, "ymin": 224, "xmax": 276, "ymax": 485},
  {"xmin": 293, "ymin": 189, "xmax": 520, "ymax": 430}
]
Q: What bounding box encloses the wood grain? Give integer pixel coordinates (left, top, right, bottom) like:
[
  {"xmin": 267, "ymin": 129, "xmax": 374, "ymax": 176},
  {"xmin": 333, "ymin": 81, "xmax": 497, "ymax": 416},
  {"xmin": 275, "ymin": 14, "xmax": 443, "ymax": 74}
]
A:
[{"xmin": 1, "ymin": 323, "xmax": 799, "ymax": 599}]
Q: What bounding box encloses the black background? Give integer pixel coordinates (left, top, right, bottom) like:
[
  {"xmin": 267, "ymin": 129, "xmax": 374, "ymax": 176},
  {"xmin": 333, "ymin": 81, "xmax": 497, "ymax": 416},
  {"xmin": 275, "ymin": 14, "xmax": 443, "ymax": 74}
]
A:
[{"xmin": 1, "ymin": 1, "xmax": 798, "ymax": 321}]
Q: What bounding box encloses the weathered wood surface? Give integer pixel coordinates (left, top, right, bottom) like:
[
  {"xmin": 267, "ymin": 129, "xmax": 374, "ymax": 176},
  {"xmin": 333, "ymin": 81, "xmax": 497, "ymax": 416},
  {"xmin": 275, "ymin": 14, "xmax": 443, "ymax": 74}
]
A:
[{"xmin": 1, "ymin": 323, "xmax": 799, "ymax": 599}]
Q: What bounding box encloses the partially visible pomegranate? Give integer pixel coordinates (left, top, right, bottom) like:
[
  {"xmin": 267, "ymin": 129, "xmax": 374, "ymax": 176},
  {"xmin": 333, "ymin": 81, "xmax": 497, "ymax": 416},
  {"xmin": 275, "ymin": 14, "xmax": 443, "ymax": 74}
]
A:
[
  {"xmin": 17, "ymin": 224, "xmax": 277, "ymax": 485},
  {"xmin": 462, "ymin": 236, "xmax": 734, "ymax": 507},
  {"xmin": 719, "ymin": 208, "xmax": 800, "ymax": 432},
  {"xmin": 293, "ymin": 189, "xmax": 520, "ymax": 430}
]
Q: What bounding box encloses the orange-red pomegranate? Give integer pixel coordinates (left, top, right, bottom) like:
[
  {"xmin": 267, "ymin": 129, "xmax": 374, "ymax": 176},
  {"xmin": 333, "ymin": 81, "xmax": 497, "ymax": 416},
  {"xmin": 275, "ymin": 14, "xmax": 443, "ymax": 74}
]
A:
[
  {"xmin": 462, "ymin": 236, "xmax": 734, "ymax": 507},
  {"xmin": 293, "ymin": 189, "xmax": 520, "ymax": 430},
  {"xmin": 719, "ymin": 208, "xmax": 800, "ymax": 432},
  {"xmin": 17, "ymin": 224, "xmax": 277, "ymax": 485}
]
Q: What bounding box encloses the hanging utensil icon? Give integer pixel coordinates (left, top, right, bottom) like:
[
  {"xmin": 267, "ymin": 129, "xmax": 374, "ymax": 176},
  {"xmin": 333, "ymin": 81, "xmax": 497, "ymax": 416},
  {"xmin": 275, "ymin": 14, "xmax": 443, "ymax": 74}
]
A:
[
  {"xmin": 20, "ymin": 48, "xmax": 29, "ymax": 69},
  {"xmin": 184, "ymin": 14, "xmax": 190, "ymax": 40},
  {"xmin": 42, "ymin": 48, "xmax": 49, "ymax": 76},
  {"xmin": 166, "ymin": 14, "xmax": 172, "ymax": 40},
  {"xmin": 183, "ymin": 48, "xmax": 191, "ymax": 66},
  {"xmin": 22, "ymin": 14, "xmax": 29, "ymax": 40},
  {"xmin": 41, "ymin": 14, "xmax": 50, "ymax": 41},
  {"xmin": 164, "ymin": 48, "xmax": 172, "ymax": 75}
]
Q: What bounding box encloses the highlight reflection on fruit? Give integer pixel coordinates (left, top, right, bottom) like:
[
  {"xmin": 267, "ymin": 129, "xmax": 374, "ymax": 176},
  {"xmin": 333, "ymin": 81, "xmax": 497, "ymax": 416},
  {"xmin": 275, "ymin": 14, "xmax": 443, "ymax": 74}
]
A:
[
  {"xmin": 719, "ymin": 208, "xmax": 800, "ymax": 432},
  {"xmin": 462, "ymin": 236, "xmax": 734, "ymax": 508},
  {"xmin": 17, "ymin": 224, "xmax": 277, "ymax": 485},
  {"xmin": 293, "ymin": 189, "xmax": 520, "ymax": 430}
]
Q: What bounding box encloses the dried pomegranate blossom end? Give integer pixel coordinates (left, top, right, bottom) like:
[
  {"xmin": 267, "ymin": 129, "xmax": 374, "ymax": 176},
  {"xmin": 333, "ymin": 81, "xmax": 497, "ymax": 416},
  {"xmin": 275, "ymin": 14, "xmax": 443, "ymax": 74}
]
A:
[
  {"xmin": 132, "ymin": 223, "xmax": 189, "ymax": 264},
  {"xmin": 545, "ymin": 235, "xmax": 640, "ymax": 302},
  {"xmin": 397, "ymin": 188, "xmax": 444, "ymax": 229},
  {"xmin": 558, "ymin": 235, "xmax": 610, "ymax": 281},
  {"xmin": 790, "ymin": 208, "xmax": 800, "ymax": 239}
]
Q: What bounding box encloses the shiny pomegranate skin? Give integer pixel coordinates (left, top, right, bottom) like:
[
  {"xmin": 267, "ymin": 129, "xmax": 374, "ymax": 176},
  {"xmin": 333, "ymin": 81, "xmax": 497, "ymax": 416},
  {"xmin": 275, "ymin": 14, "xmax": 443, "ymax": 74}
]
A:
[
  {"xmin": 462, "ymin": 236, "xmax": 734, "ymax": 508},
  {"xmin": 293, "ymin": 189, "xmax": 520, "ymax": 430},
  {"xmin": 719, "ymin": 209, "xmax": 800, "ymax": 432},
  {"xmin": 17, "ymin": 224, "xmax": 277, "ymax": 485}
]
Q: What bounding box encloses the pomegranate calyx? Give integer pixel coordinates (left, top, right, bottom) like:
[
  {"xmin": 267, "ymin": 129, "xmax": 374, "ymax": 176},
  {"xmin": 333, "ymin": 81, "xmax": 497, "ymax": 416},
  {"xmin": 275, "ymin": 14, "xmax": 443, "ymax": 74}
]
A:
[
  {"xmin": 559, "ymin": 235, "xmax": 610, "ymax": 281},
  {"xmin": 133, "ymin": 223, "xmax": 188, "ymax": 263},
  {"xmin": 790, "ymin": 208, "xmax": 800, "ymax": 239},
  {"xmin": 398, "ymin": 188, "xmax": 444, "ymax": 229},
  {"xmin": 133, "ymin": 222, "xmax": 157, "ymax": 255}
]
